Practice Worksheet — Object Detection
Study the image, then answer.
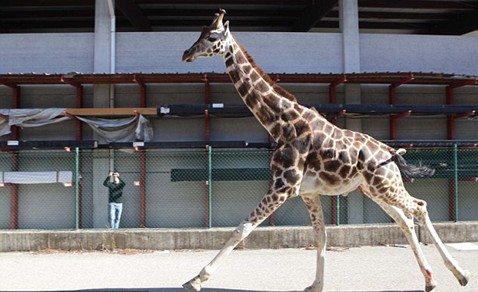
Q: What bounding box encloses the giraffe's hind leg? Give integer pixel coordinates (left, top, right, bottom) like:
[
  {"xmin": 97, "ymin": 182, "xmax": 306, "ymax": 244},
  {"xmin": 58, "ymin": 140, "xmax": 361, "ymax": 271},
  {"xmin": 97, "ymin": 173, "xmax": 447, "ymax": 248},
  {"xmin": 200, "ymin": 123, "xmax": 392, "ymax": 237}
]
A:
[
  {"xmin": 301, "ymin": 193, "xmax": 326, "ymax": 292},
  {"xmin": 359, "ymin": 186, "xmax": 437, "ymax": 291},
  {"xmin": 414, "ymin": 199, "xmax": 470, "ymax": 287},
  {"xmin": 382, "ymin": 203, "xmax": 438, "ymax": 291}
]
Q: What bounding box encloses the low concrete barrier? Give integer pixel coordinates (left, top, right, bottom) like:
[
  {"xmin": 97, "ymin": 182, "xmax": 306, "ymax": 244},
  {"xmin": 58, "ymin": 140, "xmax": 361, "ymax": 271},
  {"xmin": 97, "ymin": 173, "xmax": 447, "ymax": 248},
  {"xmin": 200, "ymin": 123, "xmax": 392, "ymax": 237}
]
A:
[{"xmin": 0, "ymin": 222, "xmax": 477, "ymax": 252}]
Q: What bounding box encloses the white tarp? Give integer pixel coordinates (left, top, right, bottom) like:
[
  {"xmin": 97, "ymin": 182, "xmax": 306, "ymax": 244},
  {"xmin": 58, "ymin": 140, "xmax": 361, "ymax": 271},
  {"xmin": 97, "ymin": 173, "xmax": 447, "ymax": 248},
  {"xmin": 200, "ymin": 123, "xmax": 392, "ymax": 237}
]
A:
[
  {"xmin": 0, "ymin": 119, "xmax": 10, "ymax": 136},
  {"xmin": 76, "ymin": 114, "xmax": 153, "ymax": 142},
  {"xmin": 0, "ymin": 108, "xmax": 69, "ymax": 136},
  {"xmin": 0, "ymin": 109, "xmax": 153, "ymax": 142},
  {"xmin": 6, "ymin": 108, "xmax": 69, "ymax": 127},
  {"xmin": 0, "ymin": 171, "xmax": 73, "ymax": 184}
]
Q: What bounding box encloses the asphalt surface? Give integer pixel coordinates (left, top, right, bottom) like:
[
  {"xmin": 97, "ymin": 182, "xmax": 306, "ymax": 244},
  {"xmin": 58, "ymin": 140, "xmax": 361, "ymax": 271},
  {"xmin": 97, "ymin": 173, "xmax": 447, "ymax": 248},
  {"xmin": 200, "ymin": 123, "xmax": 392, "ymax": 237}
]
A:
[{"xmin": 0, "ymin": 242, "xmax": 477, "ymax": 292}]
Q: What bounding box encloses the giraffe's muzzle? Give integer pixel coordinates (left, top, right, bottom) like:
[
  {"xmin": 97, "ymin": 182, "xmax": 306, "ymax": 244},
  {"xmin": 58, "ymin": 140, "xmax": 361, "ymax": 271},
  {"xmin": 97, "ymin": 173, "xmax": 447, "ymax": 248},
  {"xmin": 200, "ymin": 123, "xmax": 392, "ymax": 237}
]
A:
[{"xmin": 182, "ymin": 49, "xmax": 195, "ymax": 62}]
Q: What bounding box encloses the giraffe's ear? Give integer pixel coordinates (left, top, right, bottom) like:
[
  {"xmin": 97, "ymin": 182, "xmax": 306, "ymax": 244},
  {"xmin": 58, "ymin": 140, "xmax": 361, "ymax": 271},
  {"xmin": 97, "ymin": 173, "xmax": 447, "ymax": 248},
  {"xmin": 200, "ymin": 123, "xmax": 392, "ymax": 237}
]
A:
[{"xmin": 224, "ymin": 21, "xmax": 230, "ymax": 36}]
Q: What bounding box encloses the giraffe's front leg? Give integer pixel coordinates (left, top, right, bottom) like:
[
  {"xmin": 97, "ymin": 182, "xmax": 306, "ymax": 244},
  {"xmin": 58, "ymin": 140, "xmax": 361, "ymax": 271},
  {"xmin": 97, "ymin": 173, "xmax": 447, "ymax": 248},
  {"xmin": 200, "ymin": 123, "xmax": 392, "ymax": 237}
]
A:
[
  {"xmin": 182, "ymin": 220, "xmax": 255, "ymax": 291},
  {"xmin": 183, "ymin": 190, "xmax": 292, "ymax": 291}
]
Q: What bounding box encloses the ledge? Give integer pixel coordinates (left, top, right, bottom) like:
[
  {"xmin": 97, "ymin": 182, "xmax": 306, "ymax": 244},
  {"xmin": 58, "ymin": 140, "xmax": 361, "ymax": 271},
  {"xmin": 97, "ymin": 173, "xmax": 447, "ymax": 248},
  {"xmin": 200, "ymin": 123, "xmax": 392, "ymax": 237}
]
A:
[{"xmin": 0, "ymin": 222, "xmax": 476, "ymax": 252}]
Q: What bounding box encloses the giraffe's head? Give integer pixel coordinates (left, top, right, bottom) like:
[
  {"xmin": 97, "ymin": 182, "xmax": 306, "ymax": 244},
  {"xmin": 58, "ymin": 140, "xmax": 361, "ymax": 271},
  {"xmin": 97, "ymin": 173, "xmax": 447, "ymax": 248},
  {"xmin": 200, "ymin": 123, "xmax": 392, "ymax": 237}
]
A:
[{"xmin": 182, "ymin": 9, "xmax": 230, "ymax": 62}]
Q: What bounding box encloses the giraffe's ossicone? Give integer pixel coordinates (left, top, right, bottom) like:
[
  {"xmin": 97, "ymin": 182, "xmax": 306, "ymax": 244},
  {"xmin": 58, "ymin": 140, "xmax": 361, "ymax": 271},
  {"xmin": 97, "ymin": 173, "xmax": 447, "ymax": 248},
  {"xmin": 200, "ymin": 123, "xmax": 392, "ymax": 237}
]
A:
[{"xmin": 182, "ymin": 9, "xmax": 470, "ymax": 292}]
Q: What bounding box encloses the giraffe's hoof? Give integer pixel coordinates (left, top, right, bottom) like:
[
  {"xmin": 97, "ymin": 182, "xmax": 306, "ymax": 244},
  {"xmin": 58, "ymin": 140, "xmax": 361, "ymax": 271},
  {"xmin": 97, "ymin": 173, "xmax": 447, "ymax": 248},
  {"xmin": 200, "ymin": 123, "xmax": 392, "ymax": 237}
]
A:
[
  {"xmin": 183, "ymin": 275, "xmax": 202, "ymax": 291},
  {"xmin": 425, "ymin": 282, "xmax": 437, "ymax": 292},
  {"xmin": 303, "ymin": 285, "xmax": 322, "ymax": 292},
  {"xmin": 459, "ymin": 270, "xmax": 470, "ymax": 286}
]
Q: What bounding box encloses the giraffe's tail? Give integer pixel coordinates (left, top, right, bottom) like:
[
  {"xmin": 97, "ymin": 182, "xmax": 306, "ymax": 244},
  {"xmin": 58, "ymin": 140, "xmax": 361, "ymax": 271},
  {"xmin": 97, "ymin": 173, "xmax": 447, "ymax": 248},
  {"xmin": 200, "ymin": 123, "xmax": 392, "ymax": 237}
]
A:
[{"xmin": 391, "ymin": 148, "xmax": 436, "ymax": 178}]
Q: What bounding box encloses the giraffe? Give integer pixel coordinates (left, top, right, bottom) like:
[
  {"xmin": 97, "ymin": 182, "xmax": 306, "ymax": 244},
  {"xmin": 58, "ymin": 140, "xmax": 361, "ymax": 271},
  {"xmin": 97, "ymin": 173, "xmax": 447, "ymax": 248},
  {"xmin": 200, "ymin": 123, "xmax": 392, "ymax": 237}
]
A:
[{"xmin": 181, "ymin": 9, "xmax": 470, "ymax": 292}]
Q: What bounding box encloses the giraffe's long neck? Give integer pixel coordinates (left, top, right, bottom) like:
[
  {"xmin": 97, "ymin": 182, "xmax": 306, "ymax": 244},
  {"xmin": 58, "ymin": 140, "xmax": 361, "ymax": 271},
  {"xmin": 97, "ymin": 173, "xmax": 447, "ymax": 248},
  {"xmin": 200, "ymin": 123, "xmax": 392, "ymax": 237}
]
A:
[{"xmin": 224, "ymin": 37, "xmax": 297, "ymax": 141}]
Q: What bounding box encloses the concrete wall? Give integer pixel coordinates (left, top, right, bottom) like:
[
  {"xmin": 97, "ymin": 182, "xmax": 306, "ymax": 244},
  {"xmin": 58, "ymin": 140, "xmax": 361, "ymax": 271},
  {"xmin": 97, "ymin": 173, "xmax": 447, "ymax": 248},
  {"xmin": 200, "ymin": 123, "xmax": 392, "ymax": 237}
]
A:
[
  {"xmin": 361, "ymin": 34, "xmax": 478, "ymax": 75},
  {"xmin": 2, "ymin": 32, "xmax": 477, "ymax": 75},
  {"xmin": 0, "ymin": 33, "xmax": 94, "ymax": 73}
]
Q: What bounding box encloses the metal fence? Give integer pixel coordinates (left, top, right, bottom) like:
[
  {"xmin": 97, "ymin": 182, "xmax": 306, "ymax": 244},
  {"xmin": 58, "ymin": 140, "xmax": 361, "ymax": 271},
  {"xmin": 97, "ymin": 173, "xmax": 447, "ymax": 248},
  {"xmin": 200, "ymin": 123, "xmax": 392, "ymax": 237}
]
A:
[{"xmin": 0, "ymin": 146, "xmax": 477, "ymax": 230}]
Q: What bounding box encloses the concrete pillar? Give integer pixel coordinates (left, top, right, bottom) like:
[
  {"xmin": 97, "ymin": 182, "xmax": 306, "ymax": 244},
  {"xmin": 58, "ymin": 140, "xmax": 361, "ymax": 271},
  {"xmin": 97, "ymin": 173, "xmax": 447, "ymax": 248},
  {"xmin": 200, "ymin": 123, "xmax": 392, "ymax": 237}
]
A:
[
  {"xmin": 339, "ymin": 0, "xmax": 361, "ymax": 129},
  {"xmin": 94, "ymin": 0, "xmax": 114, "ymax": 74},
  {"xmin": 340, "ymin": 0, "xmax": 360, "ymax": 74},
  {"xmin": 340, "ymin": 0, "xmax": 364, "ymax": 224},
  {"xmin": 92, "ymin": 0, "xmax": 116, "ymax": 228},
  {"xmin": 93, "ymin": 0, "xmax": 114, "ymax": 110}
]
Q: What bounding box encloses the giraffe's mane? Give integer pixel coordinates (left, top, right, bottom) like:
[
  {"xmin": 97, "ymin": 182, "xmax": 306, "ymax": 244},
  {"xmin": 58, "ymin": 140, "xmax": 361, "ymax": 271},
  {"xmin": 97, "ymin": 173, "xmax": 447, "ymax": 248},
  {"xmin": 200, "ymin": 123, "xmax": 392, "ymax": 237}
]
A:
[{"xmin": 237, "ymin": 42, "xmax": 297, "ymax": 102}]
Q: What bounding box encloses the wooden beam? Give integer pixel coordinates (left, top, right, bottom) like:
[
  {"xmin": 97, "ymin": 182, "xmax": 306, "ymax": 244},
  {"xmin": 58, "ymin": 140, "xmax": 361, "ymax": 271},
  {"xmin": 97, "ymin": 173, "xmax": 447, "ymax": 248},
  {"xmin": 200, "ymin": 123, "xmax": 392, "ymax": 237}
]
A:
[
  {"xmin": 293, "ymin": 0, "xmax": 338, "ymax": 32},
  {"xmin": 421, "ymin": 10, "xmax": 478, "ymax": 35},
  {"xmin": 115, "ymin": 0, "xmax": 152, "ymax": 31},
  {"xmin": 65, "ymin": 107, "xmax": 157, "ymax": 116},
  {"xmin": 358, "ymin": 0, "xmax": 474, "ymax": 10}
]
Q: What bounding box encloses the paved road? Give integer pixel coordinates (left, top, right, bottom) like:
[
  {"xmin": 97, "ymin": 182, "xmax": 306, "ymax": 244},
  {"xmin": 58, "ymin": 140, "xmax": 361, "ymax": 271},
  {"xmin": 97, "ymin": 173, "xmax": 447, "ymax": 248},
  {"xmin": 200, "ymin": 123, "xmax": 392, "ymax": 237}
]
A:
[{"xmin": 0, "ymin": 243, "xmax": 477, "ymax": 292}]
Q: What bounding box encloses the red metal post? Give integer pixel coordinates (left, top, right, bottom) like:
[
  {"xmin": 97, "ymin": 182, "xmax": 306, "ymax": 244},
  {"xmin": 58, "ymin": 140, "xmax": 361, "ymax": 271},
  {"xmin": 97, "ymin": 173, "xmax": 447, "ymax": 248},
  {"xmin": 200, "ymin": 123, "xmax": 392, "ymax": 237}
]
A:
[
  {"xmin": 204, "ymin": 145, "xmax": 210, "ymax": 227},
  {"xmin": 10, "ymin": 85, "xmax": 20, "ymax": 229},
  {"xmin": 447, "ymin": 177, "xmax": 455, "ymax": 221},
  {"xmin": 203, "ymin": 75, "xmax": 211, "ymax": 227},
  {"xmin": 446, "ymin": 86, "xmax": 455, "ymax": 140},
  {"xmin": 328, "ymin": 76, "xmax": 346, "ymax": 225},
  {"xmin": 139, "ymin": 149, "xmax": 147, "ymax": 227},
  {"xmin": 61, "ymin": 75, "xmax": 84, "ymax": 141},
  {"xmin": 75, "ymin": 85, "xmax": 84, "ymax": 140},
  {"xmin": 61, "ymin": 77, "xmax": 85, "ymax": 227},
  {"xmin": 389, "ymin": 87, "xmax": 398, "ymax": 140},
  {"xmin": 267, "ymin": 76, "xmax": 277, "ymax": 224},
  {"xmin": 75, "ymin": 85, "xmax": 84, "ymax": 227},
  {"xmin": 11, "ymin": 85, "xmax": 20, "ymax": 139},
  {"xmin": 140, "ymin": 84, "xmax": 147, "ymax": 107},
  {"xmin": 134, "ymin": 75, "xmax": 147, "ymax": 107},
  {"xmin": 203, "ymin": 74, "xmax": 211, "ymax": 141},
  {"xmin": 134, "ymin": 75, "xmax": 148, "ymax": 227},
  {"xmin": 389, "ymin": 74, "xmax": 414, "ymax": 140},
  {"xmin": 9, "ymin": 184, "xmax": 19, "ymax": 229},
  {"xmin": 329, "ymin": 75, "xmax": 347, "ymax": 104},
  {"xmin": 446, "ymin": 85, "xmax": 456, "ymax": 221}
]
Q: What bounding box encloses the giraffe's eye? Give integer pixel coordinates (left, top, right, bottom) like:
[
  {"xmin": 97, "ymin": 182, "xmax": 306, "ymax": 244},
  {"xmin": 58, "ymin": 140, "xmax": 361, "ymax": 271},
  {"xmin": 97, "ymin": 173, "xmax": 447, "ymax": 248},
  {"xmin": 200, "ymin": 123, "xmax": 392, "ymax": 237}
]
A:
[{"xmin": 208, "ymin": 37, "xmax": 217, "ymax": 42}]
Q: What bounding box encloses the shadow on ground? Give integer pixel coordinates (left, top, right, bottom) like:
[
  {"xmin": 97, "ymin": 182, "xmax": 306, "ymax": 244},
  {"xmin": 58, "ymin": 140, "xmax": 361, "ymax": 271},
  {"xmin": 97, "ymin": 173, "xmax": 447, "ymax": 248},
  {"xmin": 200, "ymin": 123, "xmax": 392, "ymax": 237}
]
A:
[{"xmin": 66, "ymin": 288, "xmax": 425, "ymax": 292}]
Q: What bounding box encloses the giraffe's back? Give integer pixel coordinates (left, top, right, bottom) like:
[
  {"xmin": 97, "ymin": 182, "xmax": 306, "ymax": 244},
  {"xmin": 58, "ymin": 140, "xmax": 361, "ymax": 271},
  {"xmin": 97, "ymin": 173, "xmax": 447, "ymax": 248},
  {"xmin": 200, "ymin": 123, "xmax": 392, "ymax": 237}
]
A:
[{"xmin": 300, "ymin": 121, "xmax": 394, "ymax": 196}]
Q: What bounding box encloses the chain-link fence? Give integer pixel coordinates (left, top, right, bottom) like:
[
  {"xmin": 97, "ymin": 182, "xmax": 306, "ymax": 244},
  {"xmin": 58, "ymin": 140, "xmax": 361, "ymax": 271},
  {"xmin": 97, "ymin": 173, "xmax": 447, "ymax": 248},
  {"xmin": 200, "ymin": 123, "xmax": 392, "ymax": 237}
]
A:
[{"xmin": 0, "ymin": 146, "xmax": 477, "ymax": 230}]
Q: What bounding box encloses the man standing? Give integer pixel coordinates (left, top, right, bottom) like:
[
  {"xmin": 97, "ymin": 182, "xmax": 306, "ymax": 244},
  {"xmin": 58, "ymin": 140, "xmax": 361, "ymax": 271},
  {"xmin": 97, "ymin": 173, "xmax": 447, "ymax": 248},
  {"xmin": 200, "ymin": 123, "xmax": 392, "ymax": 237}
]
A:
[{"xmin": 103, "ymin": 171, "xmax": 125, "ymax": 229}]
